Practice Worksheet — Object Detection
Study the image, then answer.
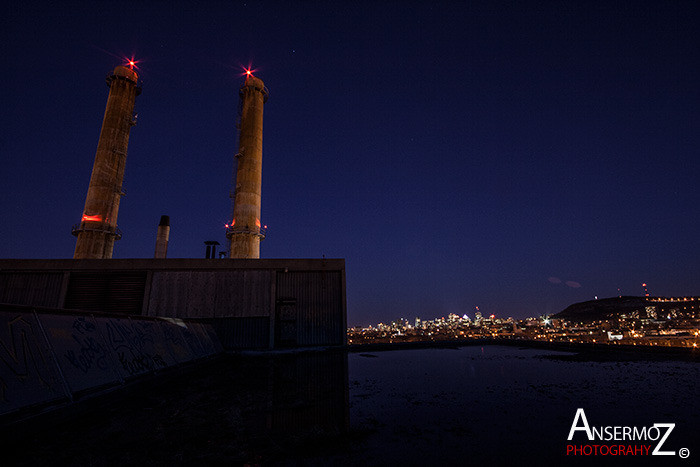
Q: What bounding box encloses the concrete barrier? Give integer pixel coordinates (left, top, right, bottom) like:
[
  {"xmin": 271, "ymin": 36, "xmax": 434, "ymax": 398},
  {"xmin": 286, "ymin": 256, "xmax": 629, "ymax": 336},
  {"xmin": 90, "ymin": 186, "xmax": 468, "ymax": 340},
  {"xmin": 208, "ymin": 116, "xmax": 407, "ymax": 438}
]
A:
[
  {"xmin": 0, "ymin": 307, "xmax": 223, "ymax": 419},
  {"xmin": 179, "ymin": 322, "xmax": 207, "ymax": 360},
  {"xmin": 0, "ymin": 311, "xmax": 69, "ymax": 415},
  {"xmin": 130, "ymin": 319, "xmax": 179, "ymax": 368},
  {"xmin": 189, "ymin": 322, "xmax": 217, "ymax": 356},
  {"xmin": 39, "ymin": 314, "xmax": 121, "ymax": 393},
  {"xmin": 94, "ymin": 316, "xmax": 165, "ymax": 379},
  {"xmin": 157, "ymin": 318, "xmax": 196, "ymax": 363},
  {"xmin": 203, "ymin": 323, "xmax": 224, "ymax": 354}
]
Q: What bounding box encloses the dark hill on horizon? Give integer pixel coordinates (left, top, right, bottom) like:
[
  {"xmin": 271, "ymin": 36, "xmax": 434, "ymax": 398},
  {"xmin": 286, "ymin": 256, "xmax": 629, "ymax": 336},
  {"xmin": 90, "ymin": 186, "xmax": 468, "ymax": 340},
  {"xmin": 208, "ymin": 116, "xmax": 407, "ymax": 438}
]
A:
[
  {"xmin": 553, "ymin": 296, "xmax": 647, "ymax": 321},
  {"xmin": 553, "ymin": 296, "xmax": 700, "ymax": 321}
]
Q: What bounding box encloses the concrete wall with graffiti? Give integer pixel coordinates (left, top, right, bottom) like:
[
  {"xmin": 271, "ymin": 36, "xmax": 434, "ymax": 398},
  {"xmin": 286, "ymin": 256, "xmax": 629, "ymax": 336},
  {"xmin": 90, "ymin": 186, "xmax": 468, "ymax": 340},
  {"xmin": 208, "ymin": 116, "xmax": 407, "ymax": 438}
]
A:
[{"xmin": 0, "ymin": 305, "xmax": 222, "ymax": 419}]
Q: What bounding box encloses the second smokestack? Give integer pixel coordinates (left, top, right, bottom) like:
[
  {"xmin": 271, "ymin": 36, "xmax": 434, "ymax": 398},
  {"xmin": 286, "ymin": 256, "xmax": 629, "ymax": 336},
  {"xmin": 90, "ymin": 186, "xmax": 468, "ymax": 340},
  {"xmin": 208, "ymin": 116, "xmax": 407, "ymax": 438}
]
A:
[
  {"xmin": 154, "ymin": 215, "xmax": 170, "ymax": 258},
  {"xmin": 226, "ymin": 73, "xmax": 268, "ymax": 259}
]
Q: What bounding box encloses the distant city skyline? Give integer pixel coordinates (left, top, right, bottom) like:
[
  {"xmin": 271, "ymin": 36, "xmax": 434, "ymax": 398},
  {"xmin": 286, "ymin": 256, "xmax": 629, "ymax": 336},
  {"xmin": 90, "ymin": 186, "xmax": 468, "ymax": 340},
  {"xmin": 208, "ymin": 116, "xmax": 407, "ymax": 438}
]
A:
[{"xmin": 2, "ymin": 1, "xmax": 699, "ymax": 326}]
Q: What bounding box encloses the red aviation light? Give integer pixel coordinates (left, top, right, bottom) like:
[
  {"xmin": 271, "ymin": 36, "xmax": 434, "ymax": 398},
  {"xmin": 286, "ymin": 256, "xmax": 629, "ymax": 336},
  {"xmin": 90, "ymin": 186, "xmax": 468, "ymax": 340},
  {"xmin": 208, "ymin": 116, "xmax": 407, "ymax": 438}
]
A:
[
  {"xmin": 255, "ymin": 219, "xmax": 261, "ymax": 228},
  {"xmin": 123, "ymin": 56, "xmax": 140, "ymax": 70},
  {"xmin": 242, "ymin": 64, "xmax": 258, "ymax": 78},
  {"xmin": 82, "ymin": 214, "xmax": 102, "ymax": 222},
  {"xmin": 231, "ymin": 219, "xmax": 236, "ymax": 226}
]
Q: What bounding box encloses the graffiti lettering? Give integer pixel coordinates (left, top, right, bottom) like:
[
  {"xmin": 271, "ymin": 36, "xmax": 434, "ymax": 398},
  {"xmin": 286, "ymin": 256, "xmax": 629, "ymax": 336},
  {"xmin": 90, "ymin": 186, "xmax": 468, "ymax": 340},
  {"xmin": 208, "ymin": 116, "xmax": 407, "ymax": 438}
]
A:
[
  {"xmin": 64, "ymin": 334, "xmax": 108, "ymax": 374},
  {"xmin": 71, "ymin": 317, "xmax": 96, "ymax": 335}
]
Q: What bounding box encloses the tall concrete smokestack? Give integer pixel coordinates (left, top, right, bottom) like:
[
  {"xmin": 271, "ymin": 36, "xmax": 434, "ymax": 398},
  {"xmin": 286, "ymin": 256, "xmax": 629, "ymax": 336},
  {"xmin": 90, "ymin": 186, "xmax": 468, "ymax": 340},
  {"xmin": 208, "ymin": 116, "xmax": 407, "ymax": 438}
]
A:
[
  {"xmin": 72, "ymin": 65, "xmax": 141, "ymax": 259},
  {"xmin": 154, "ymin": 215, "xmax": 170, "ymax": 258},
  {"xmin": 226, "ymin": 73, "xmax": 268, "ymax": 259}
]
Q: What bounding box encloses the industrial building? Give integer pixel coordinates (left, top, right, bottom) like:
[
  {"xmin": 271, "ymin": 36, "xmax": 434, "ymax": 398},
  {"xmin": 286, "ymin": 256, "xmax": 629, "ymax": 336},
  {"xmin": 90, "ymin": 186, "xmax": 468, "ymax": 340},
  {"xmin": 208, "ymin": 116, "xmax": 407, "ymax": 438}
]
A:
[
  {"xmin": 0, "ymin": 60, "xmax": 347, "ymax": 430},
  {"xmin": 0, "ymin": 64, "xmax": 346, "ymax": 352},
  {"xmin": 0, "ymin": 258, "xmax": 347, "ymax": 349}
]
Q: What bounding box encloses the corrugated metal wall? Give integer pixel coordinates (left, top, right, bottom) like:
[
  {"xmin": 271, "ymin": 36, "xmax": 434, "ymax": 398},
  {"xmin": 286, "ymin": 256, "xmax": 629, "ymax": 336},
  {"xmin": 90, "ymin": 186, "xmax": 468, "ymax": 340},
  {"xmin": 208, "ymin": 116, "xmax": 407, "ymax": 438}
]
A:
[
  {"xmin": 64, "ymin": 272, "xmax": 147, "ymax": 314},
  {"xmin": 147, "ymin": 270, "xmax": 273, "ymax": 318},
  {"xmin": 0, "ymin": 261, "xmax": 346, "ymax": 350},
  {"xmin": 0, "ymin": 272, "xmax": 64, "ymax": 308},
  {"xmin": 275, "ymin": 271, "xmax": 344, "ymax": 347}
]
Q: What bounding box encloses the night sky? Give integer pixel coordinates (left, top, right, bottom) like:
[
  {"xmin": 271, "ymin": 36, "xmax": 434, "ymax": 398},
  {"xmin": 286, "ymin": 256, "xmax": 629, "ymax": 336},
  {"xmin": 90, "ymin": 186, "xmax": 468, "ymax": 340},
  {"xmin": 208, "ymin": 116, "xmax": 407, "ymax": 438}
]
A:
[{"xmin": 2, "ymin": 1, "xmax": 698, "ymax": 326}]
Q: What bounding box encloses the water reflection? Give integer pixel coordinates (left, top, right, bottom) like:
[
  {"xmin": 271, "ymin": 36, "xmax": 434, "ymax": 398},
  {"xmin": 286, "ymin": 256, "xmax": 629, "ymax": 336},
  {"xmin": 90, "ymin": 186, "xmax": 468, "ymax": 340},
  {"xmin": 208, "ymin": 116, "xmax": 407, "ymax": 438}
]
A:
[{"xmin": 346, "ymin": 346, "xmax": 699, "ymax": 465}]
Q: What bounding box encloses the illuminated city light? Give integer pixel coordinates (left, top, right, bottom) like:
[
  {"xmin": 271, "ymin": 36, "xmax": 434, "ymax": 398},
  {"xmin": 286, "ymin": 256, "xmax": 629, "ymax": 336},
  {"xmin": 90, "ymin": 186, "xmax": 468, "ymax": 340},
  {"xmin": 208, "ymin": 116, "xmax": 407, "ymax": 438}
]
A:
[{"xmin": 348, "ymin": 300, "xmax": 698, "ymax": 347}]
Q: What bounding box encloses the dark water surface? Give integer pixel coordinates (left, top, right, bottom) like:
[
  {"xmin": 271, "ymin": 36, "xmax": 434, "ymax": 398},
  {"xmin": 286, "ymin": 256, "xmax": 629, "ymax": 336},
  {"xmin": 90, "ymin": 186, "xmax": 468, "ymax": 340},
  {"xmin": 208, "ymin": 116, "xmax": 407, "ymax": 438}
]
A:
[
  {"xmin": 3, "ymin": 346, "xmax": 697, "ymax": 466},
  {"xmin": 344, "ymin": 346, "xmax": 698, "ymax": 466}
]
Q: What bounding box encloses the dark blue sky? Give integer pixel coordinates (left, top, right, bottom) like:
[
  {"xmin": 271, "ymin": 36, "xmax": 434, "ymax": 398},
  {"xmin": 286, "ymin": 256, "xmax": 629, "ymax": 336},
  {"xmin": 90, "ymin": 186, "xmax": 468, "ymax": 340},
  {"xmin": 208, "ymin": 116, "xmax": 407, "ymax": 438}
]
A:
[{"xmin": 2, "ymin": 1, "xmax": 698, "ymax": 326}]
